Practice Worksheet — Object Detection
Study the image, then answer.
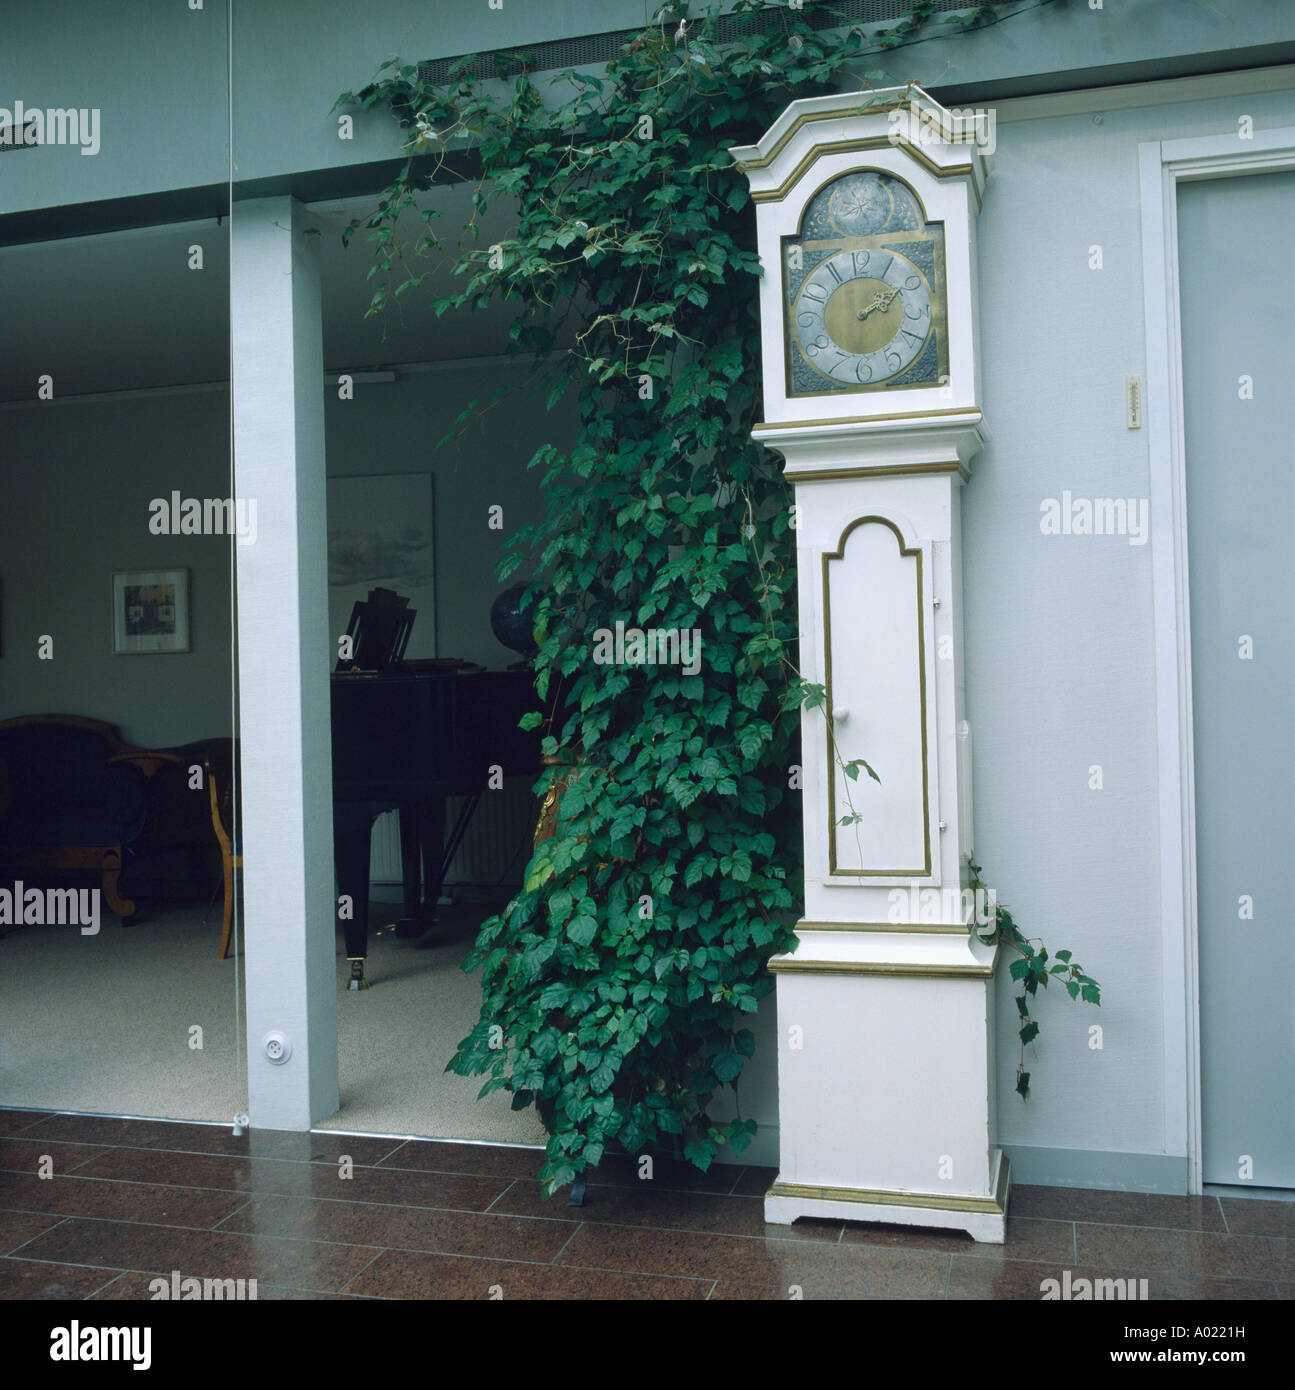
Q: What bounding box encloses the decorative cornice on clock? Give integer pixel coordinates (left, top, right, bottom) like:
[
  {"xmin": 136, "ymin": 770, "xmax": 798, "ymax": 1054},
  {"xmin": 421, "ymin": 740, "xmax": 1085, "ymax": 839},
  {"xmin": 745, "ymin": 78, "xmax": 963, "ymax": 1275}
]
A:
[
  {"xmin": 749, "ymin": 136, "xmax": 982, "ymax": 212},
  {"xmin": 753, "ymin": 412, "xmax": 989, "ymax": 483},
  {"xmin": 728, "ymin": 85, "xmax": 991, "ymax": 209},
  {"xmin": 772, "ymin": 923, "xmax": 998, "ymax": 971}
]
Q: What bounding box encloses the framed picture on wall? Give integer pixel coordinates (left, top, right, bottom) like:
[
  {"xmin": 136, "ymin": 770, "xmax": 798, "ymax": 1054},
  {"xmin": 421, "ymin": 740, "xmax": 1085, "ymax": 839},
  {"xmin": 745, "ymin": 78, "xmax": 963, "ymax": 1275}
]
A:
[
  {"xmin": 112, "ymin": 569, "xmax": 190, "ymax": 654},
  {"xmin": 327, "ymin": 473, "xmax": 436, "ymax": 660}
]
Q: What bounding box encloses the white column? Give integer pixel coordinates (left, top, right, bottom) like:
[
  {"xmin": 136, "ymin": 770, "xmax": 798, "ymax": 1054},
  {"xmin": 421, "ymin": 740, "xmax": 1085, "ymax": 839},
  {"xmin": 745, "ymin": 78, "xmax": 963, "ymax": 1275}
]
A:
[{"xmin": 231, "ymin": 196, "xmax": 338, "ymax": 1129}]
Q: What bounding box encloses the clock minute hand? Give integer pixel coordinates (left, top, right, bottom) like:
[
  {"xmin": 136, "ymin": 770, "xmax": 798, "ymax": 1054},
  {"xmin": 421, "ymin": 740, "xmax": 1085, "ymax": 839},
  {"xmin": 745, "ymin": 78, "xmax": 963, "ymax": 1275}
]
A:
[{"xmin": 856, "ymin": 287, "xmax": 901, "ymax": 321}]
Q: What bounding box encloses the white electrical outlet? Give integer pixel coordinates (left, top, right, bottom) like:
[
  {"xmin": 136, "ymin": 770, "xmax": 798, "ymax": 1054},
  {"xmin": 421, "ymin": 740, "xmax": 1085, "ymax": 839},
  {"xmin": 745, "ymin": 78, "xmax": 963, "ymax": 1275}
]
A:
[{"xmin": 263, "ymin": 1031, "xmax": 292, "ymax": 1065}]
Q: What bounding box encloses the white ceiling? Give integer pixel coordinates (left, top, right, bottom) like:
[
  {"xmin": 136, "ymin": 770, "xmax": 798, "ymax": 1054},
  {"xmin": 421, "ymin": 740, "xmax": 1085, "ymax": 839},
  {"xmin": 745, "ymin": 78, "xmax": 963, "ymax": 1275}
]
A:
[{"xmin": 0, "ymin": 185, "xmax": 525, "ymax": 405}]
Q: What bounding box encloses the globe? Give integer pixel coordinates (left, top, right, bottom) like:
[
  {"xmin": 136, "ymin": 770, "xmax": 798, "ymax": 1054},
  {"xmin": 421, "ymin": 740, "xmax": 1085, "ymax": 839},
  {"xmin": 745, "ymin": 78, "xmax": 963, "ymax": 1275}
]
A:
[{"xmin": 490, "ymin": 583, "xmax": 536, "ymax": 655}]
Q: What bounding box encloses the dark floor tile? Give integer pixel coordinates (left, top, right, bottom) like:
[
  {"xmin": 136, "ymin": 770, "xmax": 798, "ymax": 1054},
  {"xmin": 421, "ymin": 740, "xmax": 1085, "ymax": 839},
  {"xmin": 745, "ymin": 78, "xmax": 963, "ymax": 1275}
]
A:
[
  {"xmin": 949, "ymin": 1255, "xmax": 1278, "ymax": 1301},
  {"xmin": 0, "ymin": 1172, "xmax": 245, "ymax": 1228},
  {"xmin": 1276, "ymin": 1282, "xmax": 1295, "ymax": 1299},
  {"xmin": 72, "ymin": 1146, "xmax": 511, "ymax": 1212},
  {"xmin": 18, "ymin": 1115, "xmax": 242, "ymax": 1152},
  {"xmin": 376, "ymin": 1140, "xmax": 747, "ymax": 1194},
  {"xmin": 16, "ymin": 1217, "xmax": 382, "ymax": 1293},
  {"xmin": 216, "ymin": 1192, "xmax": 574, "ymax": 1262},
  {"xmin": 708, "ymin": 1280, "xmax": 793, "ymax": 1299},
  {"xmin": 250, "ymin": 1131, "xmax": 409, "ymax": 1166},
  {"xmin": 487, "ymin": 1177, "xmax": 841, "ymax": 1239},
  {"xmin": 17, "ymin": 1114, "xmax": 400, "ymax": 1166},
  {"xmin": 218, "ymin": 1283, "xmax": 378, "ymax": 1300},
  {"xmin": 1, "ymin": 1208, "xmax": 68, "ymax": 1255},
  {"xmin": 1141, "ymin": 1272, "xmax": 1280, "ymax": 1300},
  {"xmin": 842, "ymin": 1215, "xmax": 1074, "ymax": 1263},
  {"xmin": 1075, "ymin": 1223, "xmax": 1295, "ymax": 1282},
  {"xmin": 1219, "ymin": 1198, "xmax": 1295, "ymax": 1240},
  {"xmin": 346, "ymin": 1247, "xmax": 711, "ymax": 1300},
  {"xmin": 66, "ymin": 1148, "xmax": 244, "ymax": 1190},
  {"xmin": 709, "ymin": 1275, "xmax": 921, "ymax": 1300},
  {"xmin": 0, "ymin": 1111, "xmax": 50, "ymax": 1138},
  {"xmin": 88, "ymin": 1269, "xmax": 371, "ymax": 1300},
  {"xmin": 1011, "ymin": 1184, "xmax": 1226, "ymax": 1233},
  {"xmin": 568, "ymin": 1153, "xmax": 745, "ymax": 1195},
  {"xmin": 376, "ymin": 1139, "xmax": 544, "ymax": 1180},
  {"xmin": 0, "ymin": 1257, "xmax": 120, "ymax": 1300},
  {"xmin": 729, "ymin": 1166, "xmax": 778, "ymax": 1197},
  {"xmin": 556, "ymin": 1222, "xmax": 946, "ymax": 1295},
  {"xmin": 0, "ymin": 1136, "xmax": 110, "ymax": 1175}
]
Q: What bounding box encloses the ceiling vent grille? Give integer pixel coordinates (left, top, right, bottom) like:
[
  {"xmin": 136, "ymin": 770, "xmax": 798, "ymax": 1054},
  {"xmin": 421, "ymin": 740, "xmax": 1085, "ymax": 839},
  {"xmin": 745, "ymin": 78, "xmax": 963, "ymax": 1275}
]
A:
[
  {"xmin": 0, "ymin": 119, "xmax": 40, "ymax": 152},
  {"xmin": 418, "ymin": 1, "xmax": 988, "ymax": 86}
]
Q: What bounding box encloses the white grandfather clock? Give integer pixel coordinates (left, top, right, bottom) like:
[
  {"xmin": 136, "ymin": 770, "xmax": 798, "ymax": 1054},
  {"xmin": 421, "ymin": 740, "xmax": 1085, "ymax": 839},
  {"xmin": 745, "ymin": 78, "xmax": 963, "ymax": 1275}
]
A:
[{"xmin": 730, "ymin": 86, "xmax": 1006, "ymax": 1241}]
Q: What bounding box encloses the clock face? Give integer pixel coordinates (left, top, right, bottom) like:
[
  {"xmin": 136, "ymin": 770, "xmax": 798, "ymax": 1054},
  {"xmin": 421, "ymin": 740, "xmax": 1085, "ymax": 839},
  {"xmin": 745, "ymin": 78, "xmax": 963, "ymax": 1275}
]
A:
[
  {"xmin": 782, "ymin": 170, "xmax": 948, "ymax": 398},
  {"xmin": 793, "ymin": 248, "xmax": 932, "ymax": 389}
]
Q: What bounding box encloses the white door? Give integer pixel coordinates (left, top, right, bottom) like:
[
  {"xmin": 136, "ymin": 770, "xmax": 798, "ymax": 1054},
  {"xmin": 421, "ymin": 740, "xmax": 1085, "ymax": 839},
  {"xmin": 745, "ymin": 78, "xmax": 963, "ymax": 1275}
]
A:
[{"xmin": 1178, "ymin": 169, "xmax": 1295, "ymax": 1189}]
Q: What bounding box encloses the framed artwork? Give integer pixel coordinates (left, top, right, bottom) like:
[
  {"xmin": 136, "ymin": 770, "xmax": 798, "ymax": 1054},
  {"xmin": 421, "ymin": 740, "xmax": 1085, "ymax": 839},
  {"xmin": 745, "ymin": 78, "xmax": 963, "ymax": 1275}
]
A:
[
  {"xmin": 112, "ymin": 569, "xmax": 190, "ymax": 654},
  {"xmin": 327, "ymin": 472, "xmax": 436, "ymax": 660}
]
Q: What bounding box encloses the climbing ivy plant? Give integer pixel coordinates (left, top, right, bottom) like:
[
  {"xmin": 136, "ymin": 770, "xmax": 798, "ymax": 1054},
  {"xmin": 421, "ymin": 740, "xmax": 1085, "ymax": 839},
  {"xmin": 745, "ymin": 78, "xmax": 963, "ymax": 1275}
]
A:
[{"xmin": 337, "ymin": 0, "xmax": 1095, "ymax": 1195}]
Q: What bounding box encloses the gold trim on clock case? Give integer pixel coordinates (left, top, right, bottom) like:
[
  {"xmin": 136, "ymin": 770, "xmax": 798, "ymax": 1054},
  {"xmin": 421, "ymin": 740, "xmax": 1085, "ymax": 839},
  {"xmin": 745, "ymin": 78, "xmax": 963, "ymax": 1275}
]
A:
[
  {"xmin": 782, "ymin": 462, "xmax": 965, "ymax": 484},
  {"xmin": 796, "ymin": 919, "xmax": 969, "ymax": 935},
  {"xmin": 768, "ymin": 958, "xmax": 992, "ymax": 978},
  {"xmin": 754, "ymin": 406, "xmax": 983, "ymax": 429},
  {"xmin": 822, "ymin": 515, "xmax": 932, "ymax": 878},
  {"xmin": 766, "ymin": 1156, "xmax": 1010, "ymax": 1214}
]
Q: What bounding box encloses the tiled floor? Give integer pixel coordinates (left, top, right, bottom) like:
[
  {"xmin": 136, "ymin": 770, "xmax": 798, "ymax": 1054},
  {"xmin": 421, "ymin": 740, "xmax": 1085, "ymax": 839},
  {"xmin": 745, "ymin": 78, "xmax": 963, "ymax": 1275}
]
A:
[{"xmin": 1, "ymin": 1108, "xmax": 1291, "ymax": 1299}]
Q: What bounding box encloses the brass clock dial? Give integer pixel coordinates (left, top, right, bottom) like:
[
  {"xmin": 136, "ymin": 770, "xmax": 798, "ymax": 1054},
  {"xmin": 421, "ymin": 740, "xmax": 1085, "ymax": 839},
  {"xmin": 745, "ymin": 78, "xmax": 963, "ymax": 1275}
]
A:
[
  {"xmin": 783, "ymin": 170, "xmax": 948, "ymax": 398},
  {"xmin": 793, "ymin": 248, "xmax": 932, "ymax": 388}
]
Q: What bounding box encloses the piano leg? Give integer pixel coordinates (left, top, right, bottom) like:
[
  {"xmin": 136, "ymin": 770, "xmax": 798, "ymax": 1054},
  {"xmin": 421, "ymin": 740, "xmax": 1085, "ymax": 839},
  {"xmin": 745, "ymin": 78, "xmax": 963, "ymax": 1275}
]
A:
[
  {"xmin": 419, "ymin": 794, "xmax": 448, "ymax": 918},
  {"xmin": 333, "ymin": 799, "xmax": 388, "ymax": 990},
  {"xmin": 395, "ymin": 803, "xmax": 427, "ymax": 940}
]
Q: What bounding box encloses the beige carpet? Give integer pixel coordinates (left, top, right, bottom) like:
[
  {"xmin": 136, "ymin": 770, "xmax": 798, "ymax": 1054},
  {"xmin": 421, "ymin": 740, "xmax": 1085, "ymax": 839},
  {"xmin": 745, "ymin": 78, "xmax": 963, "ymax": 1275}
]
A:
[
  {"xmin": 0, "ymin": 897, "xmax": 544, "ymax": 1147},
  {"xmin": 321, "ymin": 901, "xmax": 545, "ymax": 1144}
]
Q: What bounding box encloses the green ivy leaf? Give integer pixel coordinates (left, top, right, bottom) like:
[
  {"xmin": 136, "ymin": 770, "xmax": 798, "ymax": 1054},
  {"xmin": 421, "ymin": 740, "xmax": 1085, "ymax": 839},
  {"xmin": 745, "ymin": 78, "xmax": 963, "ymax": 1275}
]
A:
[{"xmin": 568, "ymin": 915, "xmax": 598, "ymax": 947}]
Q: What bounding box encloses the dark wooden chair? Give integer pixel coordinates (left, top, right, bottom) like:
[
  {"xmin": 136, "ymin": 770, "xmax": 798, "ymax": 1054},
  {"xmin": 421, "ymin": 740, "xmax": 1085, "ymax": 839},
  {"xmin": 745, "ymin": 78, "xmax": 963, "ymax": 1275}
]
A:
[{"xmin": 204, "ymin": 754, "xmax": 242, "ymax": 959}]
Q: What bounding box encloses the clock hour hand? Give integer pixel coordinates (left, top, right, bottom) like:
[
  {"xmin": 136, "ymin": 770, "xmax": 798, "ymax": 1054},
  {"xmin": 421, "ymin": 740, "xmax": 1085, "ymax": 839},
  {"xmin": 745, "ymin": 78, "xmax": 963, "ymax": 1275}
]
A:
[{"xmin": 856, "ymin": 286, "xmax": 901, "ymax": 320}]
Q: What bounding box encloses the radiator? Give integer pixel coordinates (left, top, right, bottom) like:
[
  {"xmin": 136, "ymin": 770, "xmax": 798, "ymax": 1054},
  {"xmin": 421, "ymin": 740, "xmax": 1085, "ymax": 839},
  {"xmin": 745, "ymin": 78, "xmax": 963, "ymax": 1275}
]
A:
[{"xmin": 368, "ymin": 777, "xmax": 537, "ymax": 892}]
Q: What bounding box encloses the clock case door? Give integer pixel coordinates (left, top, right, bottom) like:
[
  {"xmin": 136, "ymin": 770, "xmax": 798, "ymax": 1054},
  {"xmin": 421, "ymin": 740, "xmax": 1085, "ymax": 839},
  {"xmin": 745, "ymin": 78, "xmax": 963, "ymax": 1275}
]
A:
[{"xmin": 783, "ymin": 169, "xmax": 949, "ymax": 399}]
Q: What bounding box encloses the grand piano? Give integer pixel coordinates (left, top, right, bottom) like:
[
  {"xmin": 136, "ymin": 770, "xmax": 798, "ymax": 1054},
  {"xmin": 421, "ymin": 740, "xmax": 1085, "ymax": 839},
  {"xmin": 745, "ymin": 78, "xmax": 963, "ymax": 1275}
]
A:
[{"xmin": 330, "ymin": 592, "xmax": 541, "ymax": 989}]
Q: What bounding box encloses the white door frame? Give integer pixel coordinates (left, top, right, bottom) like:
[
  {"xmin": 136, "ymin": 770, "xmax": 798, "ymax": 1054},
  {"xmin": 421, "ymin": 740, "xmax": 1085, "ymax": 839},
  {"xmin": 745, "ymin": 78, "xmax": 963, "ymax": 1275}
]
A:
[{"xmin": 1140, "ymin": 127, "xmax": 1295, "ymax": 1195}]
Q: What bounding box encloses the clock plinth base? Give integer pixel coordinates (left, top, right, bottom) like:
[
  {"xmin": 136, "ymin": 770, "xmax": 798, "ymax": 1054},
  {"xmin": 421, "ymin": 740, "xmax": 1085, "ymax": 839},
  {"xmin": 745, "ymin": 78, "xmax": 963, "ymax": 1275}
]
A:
[
  {"xmin": 764, "ymin": 1152, "xmax": 1010, "ymax": 1244},
  {"xmin": 764, "ymin": 943, "xmax": 1006, "ymax": 1241}
]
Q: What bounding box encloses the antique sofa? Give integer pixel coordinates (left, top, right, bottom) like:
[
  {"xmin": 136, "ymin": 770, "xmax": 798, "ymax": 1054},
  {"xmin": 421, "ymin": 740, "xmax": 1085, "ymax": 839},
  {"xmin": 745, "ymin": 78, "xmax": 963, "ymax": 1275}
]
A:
[{"xmin": 0, "ymin": 714, "xmax": 180, "ymax": 920}]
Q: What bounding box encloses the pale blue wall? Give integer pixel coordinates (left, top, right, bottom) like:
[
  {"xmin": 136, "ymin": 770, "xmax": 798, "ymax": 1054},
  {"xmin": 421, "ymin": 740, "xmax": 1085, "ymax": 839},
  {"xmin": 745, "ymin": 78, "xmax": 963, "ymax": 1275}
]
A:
[
  {"xmin": 967, "ymin": 81, "xmax": 1295, "ymax": 1161},
  {"xmin": 0, "ymin": 390, "xmax": 234, "ymax": 747},
  {"xmin": 0, "ymin": 0, "xmax": 229, "ymax": 216},
  {"xmin": 5, "ymin": 0, "xmax": 1293, "ymax": 216}
]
